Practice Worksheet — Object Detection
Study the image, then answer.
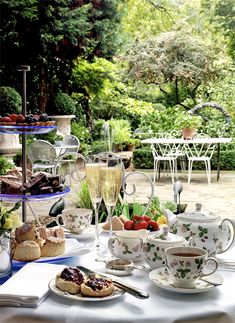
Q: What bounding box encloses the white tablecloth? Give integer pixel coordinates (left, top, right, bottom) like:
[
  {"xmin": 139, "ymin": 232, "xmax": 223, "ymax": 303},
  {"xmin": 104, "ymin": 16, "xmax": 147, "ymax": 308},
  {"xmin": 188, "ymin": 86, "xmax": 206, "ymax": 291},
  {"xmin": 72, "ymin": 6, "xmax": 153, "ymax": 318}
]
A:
[{"xmin": 1, "ymin": 234, "xmax": 235, "ymax": 323}]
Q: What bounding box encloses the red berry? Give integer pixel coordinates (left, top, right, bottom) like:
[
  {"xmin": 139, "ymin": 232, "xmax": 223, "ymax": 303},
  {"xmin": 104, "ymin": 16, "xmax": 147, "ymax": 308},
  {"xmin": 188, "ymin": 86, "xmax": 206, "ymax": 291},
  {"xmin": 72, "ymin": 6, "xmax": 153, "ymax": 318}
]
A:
[
  {"xmin": 142, "ymin": 215, "xmax": 152, "ymax": 222},
  {"xmin": 124, "ymin": 220, "xmax": 134, "ymax": 230},
  {"xmin": 132, "ymin": 215, "xmax": 143, "ymax": 222},
  {"xmin": 147, "ymin": 220, "xmax": 160, "ymax": 231},
  {"xmin": 16, "ymin": 114, "xmax": 25, "ymax": 123},
  {"xmin": 1, "ymin": 117, "xmax": 12, "ymax": 122},
  {"xmin": 9, "ymin": 114, "xmax": 18, "ymax": 122},
  {"xmin": 134, "ymin": 221, "xmax": 148, "ymax": 230}
]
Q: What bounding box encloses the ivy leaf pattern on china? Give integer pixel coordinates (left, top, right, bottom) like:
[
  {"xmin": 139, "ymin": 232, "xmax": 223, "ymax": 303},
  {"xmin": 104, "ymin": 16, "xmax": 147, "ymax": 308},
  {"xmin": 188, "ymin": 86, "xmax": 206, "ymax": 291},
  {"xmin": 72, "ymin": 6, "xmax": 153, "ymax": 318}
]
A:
[
  {"xmin": 176, "ymin": 268, "xmax": 191, "ymax": 279},
  {"xmin": 152, "ymin": 251, "xmax": 163, "ymax": 262},
  {"xmin": 195, "ymin": 258, "xmax": 203, "ymax": 270}
]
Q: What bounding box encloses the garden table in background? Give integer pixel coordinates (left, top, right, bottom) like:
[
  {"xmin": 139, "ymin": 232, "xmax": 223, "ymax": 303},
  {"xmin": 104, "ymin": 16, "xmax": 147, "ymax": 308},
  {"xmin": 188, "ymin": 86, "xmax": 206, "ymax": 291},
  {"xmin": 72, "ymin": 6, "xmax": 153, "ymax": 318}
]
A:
[{"xmin": 141, "ymin": 137, "xmax": 232, "ymax": 181}]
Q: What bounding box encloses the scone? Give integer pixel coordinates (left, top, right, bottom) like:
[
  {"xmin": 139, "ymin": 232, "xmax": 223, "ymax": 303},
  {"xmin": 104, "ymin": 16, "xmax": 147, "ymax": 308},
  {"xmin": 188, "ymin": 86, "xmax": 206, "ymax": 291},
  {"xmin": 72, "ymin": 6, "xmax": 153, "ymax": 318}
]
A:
[
  {"xmin": 40, "ymin": 236, "xmax": 65, "ymax": 257},
  {"xmin": 15, "ymin": 223, "xmax": 39, "ymax": 243},
  {"xmin": 81, "ymin": 277, "xmax": 114, "ymax": 297},
  {"xmin": 55, "ymin": 267, "xmax": 85, "ymax": 294},
  {"xmin": 103, "ymin": 216, "xmax": 124, "ymax": 231},
  {"xmin": 13, "ymin": 240, "xmax": 41, "ymax": 261}
]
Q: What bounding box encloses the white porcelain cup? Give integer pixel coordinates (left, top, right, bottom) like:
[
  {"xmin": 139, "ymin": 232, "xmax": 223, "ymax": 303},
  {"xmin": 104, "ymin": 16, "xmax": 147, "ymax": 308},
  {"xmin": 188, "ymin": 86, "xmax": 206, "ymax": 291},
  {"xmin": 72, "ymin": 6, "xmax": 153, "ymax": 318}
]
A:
[
  {"xmin": 108, "ymin": 230, "xmax": 148, "ymax": 261},
  {"xmin": 55, "ymin": 208, "xmax": 92, "ymax": 233},
  {"xmin": 165, "ymin": 246, "xmax": 218, "ymax": 288}
]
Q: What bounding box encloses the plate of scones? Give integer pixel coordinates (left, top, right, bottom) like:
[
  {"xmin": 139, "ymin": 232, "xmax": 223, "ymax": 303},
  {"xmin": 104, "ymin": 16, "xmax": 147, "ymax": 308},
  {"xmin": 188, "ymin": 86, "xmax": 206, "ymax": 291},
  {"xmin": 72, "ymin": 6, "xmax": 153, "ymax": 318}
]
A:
[
  {"xmin": 11, "ymin": 223, "xmax": 87, "ymax": 270},
  {"xmin": 49, "ymin": 267, "xmax": 125, "ymax": 302}
]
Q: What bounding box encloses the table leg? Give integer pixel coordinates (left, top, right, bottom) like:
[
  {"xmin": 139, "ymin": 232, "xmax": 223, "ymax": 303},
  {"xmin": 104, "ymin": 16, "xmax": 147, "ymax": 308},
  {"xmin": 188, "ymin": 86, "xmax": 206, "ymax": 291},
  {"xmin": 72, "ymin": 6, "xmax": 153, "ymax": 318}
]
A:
[{"xmin": 216, "ymin": 143, "xmax": 221, "ymax": 181}]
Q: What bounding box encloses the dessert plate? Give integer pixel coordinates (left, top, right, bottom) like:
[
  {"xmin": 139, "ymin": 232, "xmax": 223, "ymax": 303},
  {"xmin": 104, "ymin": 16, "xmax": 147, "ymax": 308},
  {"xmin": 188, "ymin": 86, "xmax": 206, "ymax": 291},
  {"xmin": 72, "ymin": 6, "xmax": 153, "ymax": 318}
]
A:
[
  {"xmin": 49, "ymin": 278, "xmax": 125, "ymax": 302},
  {"xmin": 149, "ymin": 267, "xmax": 223, "ymax": 294},
  {"xmin": 12, "ymin": 239, "xmax": 89, "ymax": 270}
]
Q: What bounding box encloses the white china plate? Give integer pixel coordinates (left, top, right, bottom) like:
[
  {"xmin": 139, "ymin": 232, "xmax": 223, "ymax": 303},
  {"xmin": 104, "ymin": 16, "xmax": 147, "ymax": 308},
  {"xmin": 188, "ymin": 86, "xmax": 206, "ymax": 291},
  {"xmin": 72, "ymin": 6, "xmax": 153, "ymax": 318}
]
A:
[
  {"xmin": 149, "ymin": 267, "xmax": 222, "ymax": 294},
  {"xmin": 101, "ymin": 224, "xmax": 157, "ymax": 235},
  {"xmin": 12, "ymin": 239, "xmax": 89, "ymax": 270},
  {"xmin": 49, "ymin": 278, "xmax": 125, "ymax": 302},
  {"xmin": 64, "ymin": 226, "xmax": 96, "ymax": 240}
]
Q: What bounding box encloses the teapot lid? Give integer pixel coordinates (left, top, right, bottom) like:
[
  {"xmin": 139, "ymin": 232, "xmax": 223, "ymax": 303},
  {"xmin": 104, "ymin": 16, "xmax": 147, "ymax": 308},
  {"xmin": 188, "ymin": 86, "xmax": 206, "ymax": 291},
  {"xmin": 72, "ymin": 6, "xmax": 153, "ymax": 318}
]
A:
[
  {"xmin": 149, "ymin": 226, "xmax": 185, "ymax": 243},
  {"xmin": 180, "ymin": 203, "xmax": 220, "ymax": 222}
]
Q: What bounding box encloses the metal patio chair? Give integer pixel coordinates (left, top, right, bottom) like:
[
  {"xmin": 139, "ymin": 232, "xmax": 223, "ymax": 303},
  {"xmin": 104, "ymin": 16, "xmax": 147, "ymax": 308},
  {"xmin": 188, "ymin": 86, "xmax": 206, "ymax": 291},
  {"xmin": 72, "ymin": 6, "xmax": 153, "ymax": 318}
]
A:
[{"xmin": 28, "ymin": 139, "xmax": 57, "ymax": 173}]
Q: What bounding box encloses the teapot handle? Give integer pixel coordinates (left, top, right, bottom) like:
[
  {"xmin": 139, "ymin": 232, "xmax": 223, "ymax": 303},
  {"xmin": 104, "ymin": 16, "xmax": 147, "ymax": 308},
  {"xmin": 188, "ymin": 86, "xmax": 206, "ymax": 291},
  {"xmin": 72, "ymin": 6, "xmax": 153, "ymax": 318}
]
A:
[{"xmin": 218, "ymin": 218, "xmax": 235, "ymax": 254}]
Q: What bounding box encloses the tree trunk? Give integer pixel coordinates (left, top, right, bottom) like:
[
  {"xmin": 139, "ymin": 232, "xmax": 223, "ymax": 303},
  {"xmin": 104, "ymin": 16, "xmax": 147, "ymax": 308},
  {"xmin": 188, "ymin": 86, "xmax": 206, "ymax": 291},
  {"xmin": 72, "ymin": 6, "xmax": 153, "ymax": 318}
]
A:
[{"xmin": 39, "ymin": 64, "xmax": 47, "ymax": 113}]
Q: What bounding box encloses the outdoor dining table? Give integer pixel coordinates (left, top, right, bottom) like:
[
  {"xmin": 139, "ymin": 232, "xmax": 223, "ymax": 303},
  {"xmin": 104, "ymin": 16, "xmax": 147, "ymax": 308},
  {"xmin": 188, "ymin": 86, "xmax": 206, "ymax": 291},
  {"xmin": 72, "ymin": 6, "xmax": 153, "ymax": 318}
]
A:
[
  {"xmin": 1, "ymin": 232, "xmax": 235, "ymax": 323},
  {"xmin": 141, "ymin": 137, "xmax": 232, "ymax": 181}
]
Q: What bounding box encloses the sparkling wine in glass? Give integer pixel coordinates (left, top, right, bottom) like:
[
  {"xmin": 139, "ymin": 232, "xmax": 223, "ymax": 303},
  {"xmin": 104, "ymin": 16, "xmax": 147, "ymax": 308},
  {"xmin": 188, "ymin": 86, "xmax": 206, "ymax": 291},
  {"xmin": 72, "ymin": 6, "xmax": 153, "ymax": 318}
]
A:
[
  {"xmin": 86, "ymin": 161, "xmax": 102, "ymax": 248},
  {"xmin": 100, "ymin": 157, "xmax": 122, "ymax": 238}
]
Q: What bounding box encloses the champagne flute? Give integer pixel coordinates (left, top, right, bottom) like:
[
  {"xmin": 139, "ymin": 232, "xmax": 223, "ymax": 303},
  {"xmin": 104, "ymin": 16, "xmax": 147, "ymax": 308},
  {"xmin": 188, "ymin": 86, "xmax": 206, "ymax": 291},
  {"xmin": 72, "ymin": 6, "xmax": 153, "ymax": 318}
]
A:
[
  {"xmin": 100, "ymin": 155, "xmax": 123, "ymax": 238},
  {"xmin": 85, "ymin": 159, "xmax": 102, "ymax": 249}
]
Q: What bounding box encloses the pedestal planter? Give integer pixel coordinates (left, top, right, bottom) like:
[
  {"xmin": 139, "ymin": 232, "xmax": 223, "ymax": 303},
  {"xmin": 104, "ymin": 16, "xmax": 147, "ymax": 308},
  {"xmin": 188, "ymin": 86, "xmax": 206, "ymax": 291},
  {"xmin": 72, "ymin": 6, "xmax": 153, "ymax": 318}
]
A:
[
  {"xmin": 51, "ymin": 115, "xmax": 76, "ymax": 137},
  {"xmin": 0, "ymin": 134, "xmax": 21, "ymax": 155}
]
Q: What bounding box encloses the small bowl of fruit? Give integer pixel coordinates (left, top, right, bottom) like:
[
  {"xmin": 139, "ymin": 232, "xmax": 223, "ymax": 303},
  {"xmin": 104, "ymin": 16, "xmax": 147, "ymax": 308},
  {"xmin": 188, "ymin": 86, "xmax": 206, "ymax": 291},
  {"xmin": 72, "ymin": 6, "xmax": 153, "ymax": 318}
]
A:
[{"xmin": 123, "ymin": 214, "xmax": 167, "ymax": 235}]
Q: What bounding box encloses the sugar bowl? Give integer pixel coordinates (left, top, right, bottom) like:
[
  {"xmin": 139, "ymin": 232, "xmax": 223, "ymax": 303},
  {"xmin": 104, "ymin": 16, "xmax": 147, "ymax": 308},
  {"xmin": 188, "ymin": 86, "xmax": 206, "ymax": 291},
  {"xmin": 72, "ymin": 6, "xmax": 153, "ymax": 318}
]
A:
[{"xmin": 144, "ymin": 226, "xmax": 187, "ymax": 269}]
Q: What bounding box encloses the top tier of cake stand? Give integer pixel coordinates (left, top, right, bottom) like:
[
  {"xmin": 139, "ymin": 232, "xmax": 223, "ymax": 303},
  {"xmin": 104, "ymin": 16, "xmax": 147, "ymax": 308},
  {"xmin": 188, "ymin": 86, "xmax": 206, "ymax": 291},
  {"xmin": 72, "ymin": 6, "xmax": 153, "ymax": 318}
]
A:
[{"xmin": 0, "ymin": 125, "xmax": 56, "ymax": 135}]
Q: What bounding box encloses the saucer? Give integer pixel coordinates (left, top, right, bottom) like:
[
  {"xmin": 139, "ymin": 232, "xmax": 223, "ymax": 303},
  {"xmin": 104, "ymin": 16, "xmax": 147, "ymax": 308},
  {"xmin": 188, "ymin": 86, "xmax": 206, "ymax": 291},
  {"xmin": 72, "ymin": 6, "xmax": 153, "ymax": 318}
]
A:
[
  {"xmin": 149, "ymin": 267, "xmax": 223, "ymax": 294},
  {"xmin": 64, "ymin": 226, "xmax": 96, "ymax": 240}
]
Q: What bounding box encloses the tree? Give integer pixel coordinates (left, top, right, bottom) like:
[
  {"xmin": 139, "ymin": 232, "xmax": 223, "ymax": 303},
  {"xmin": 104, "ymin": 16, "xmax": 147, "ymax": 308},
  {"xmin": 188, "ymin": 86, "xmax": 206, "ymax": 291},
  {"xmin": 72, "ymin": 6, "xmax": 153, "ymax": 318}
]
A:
[
  {"xmin": 0, "ymin": 0, "xmax": 124, "ymax": 113},
  {"xmin": 125, "ymin": 30, "xmax": 220, "ymax": 109}
]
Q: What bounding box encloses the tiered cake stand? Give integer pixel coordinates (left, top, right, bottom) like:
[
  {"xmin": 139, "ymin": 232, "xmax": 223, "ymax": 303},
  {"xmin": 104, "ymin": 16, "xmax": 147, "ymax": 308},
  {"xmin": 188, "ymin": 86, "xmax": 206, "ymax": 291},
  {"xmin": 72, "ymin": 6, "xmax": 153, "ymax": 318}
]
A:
[{"xmin": 0, "ymin": 66, "xmax": 70, "ymax": 222}]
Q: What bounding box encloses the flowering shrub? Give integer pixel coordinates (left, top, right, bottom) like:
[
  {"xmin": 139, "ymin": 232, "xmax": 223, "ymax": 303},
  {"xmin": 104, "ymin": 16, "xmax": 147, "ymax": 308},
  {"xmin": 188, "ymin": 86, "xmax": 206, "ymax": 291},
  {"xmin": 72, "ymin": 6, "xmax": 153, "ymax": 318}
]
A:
[
  {"xmin": 0, "ymin": 202, "xmax": 21, "ymax": 236},
  {"xmin": 175, "ymin": 113, "xmax": 202, "ymax": 129}
]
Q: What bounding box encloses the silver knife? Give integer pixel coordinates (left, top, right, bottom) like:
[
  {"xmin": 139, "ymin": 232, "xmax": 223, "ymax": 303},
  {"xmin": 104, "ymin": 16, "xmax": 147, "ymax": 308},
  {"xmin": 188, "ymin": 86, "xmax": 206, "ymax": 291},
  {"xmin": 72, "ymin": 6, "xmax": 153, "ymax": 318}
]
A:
[{"xmin": 77, "ymin": 265, "xmax": 149, "ymax": 299}]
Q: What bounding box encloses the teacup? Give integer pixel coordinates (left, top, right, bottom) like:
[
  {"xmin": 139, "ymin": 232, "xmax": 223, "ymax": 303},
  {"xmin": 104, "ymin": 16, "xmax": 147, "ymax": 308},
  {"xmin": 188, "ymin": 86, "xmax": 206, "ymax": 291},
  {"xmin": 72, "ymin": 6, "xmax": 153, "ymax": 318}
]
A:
[
  {"xmin": 165, "ymin": 246, "xmax": 218, "ymax": 288},
  {"xmin": 108, "ymin": 229, "xmax": 148, "ymax": 261},
  {"xmin": 54, "ymin": 208, "xmax": 92, "ymax": 233}
]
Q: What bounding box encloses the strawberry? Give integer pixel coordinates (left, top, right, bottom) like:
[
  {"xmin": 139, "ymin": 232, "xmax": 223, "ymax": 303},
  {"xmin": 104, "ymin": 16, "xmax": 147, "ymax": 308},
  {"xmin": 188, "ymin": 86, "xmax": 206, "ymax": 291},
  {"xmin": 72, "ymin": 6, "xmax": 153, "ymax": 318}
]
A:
[
  {"xmin": 142, "ymin": 215, "xmax": 152, "ymax": 222},
  {"xmin": 0, "ymin": 117, "xmax": 12, "ymax": 123},
  {"xmin": 124, "ymin": 220, "xmax": 134, "ymax": 230},
  {"xmin": 134, "ymin": 220, "xmax": 148, "ymax": 230},
  {"xmin": 147, "ymin": 220, "xmax": 160, "ymax": 231},
  {"xmin": 132, "ymin": 215, "xmax": 143, "ymax": 222},
  {"xmin": 16, "ymin": 114, "xmax": 25, "ymax": 123},
  {"xmin": 8, "ymin": 114, "xmax": 18, "ymax": 122}
]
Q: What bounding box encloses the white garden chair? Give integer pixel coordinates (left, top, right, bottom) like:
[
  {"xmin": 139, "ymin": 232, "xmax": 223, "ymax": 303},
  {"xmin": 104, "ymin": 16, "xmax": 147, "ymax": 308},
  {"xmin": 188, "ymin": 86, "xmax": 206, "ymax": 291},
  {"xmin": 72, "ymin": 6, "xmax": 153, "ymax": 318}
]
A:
[
  {"xmin": 184, "ymin": 134, "xmax": 216, "ymax": 184},
  {"xmin": 151, "ymin": 143, "xmax": 177, "ymax": 183}
]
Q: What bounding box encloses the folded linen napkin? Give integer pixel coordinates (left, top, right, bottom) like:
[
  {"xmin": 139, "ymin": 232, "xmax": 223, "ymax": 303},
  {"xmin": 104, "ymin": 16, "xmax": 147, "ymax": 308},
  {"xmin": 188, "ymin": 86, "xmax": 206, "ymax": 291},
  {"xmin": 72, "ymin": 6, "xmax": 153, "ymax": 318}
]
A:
[{"xmin": 0, "ymin": 263, "xmax": 66, "ymax": 307}]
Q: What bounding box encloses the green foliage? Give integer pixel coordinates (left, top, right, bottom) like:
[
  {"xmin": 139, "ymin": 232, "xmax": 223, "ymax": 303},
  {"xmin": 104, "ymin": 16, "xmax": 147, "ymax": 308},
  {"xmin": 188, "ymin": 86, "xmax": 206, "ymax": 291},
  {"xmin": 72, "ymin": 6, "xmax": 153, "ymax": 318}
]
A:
[
  {"xmin": 52, "ymin": 92, "xmax": 76, "ymax": 115},
  {"xmin": 71, "ymin": 121, "xmax": 91, "ymax": 155},
  {"xmin": 109, "ymin": 119, "xmax": 132, "ymax": 146},
  {"xmin": 139, "ymin": 105, "xmax": 185, "ymax": 133},
  {"xmin": 0, "ymin": 156, "xmax": 14, "ymax": 175},
  {"xmin": 73, "ymin": 181, "xmax": 93, "ymax": 210},
  {"xmin": 132, "ymin": 147, "xmax": 153, "ymax": 169},
  {"xmin": 126, "ymin": 30, "xmax": 220, "ymax": 108},
  {"xmin": 175, "ymin": 113, "xmax": 202, "ymax": 129},
  {"xmin": 0, "ymin": 86, "xmax": 22, "ymax": 115},
  {"xmin": 211, "ymin": 149, "xmax": 235, "ymax": 171}
]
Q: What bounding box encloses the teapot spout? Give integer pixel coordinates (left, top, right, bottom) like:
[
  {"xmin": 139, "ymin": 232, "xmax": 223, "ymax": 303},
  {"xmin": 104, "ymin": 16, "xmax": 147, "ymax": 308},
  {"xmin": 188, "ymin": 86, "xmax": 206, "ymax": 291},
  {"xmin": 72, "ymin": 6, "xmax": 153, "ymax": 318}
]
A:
[{"xmin": 163, "ymin": 209, "xmax": 178, "ymax": 228}]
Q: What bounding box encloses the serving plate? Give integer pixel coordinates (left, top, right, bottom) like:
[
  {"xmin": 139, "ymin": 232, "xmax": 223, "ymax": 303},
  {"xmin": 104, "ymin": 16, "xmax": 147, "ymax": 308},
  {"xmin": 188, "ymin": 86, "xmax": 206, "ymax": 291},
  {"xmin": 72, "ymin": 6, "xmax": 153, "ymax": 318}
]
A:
[
  {"xmin": 49, "ymin": 278, "xmax": 125, "ymax": 302},
  {"xmin": 12, "ymin": 239, "xmax": 89, "ymax": 270}
]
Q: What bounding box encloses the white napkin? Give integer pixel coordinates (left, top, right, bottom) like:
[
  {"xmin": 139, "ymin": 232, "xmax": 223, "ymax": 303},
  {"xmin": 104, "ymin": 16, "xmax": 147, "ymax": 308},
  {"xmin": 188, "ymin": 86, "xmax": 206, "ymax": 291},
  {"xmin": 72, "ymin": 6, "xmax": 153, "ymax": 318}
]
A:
[{"xmin": 0, "ymin": 263, "xmax": 66, "ymax": 307}]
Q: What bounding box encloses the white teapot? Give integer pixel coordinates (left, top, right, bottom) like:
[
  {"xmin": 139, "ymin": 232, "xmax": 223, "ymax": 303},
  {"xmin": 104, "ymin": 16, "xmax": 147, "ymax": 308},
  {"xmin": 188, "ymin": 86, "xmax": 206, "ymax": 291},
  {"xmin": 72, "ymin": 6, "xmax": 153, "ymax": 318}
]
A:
[{"xmin": 164, "ymin": 203, "xmax": 235, "ymax": 256}]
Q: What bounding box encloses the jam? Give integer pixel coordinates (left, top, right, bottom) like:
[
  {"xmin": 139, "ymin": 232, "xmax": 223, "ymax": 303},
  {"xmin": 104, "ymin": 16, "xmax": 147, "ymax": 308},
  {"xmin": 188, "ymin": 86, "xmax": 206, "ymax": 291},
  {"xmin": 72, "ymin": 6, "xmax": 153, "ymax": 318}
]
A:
[
  {"xmin": 60, "ymin": 267, "xmax": 84, "ymax": 285},
  {"xmin": 85, "ymin": 277, "xmax": 112, "ymax": 291}
]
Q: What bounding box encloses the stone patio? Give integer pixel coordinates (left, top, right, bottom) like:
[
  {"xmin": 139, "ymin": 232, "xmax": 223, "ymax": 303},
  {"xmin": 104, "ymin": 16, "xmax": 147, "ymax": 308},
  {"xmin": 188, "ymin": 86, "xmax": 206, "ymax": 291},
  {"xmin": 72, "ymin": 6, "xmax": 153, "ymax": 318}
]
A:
[{"xmin": 21, "ymin": 169, "xmax": 235, "ymax": 221}]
